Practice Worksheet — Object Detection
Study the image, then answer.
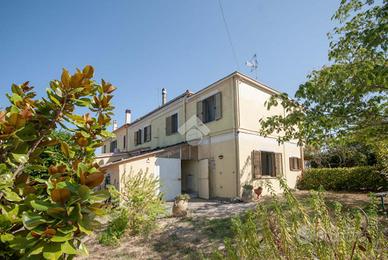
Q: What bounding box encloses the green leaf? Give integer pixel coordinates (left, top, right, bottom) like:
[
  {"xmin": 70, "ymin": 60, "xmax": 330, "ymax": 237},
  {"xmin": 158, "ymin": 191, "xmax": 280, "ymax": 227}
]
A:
[
  {"xmin": 1, "ymin": 233, "xmax": 14, "ymax": 242},
  {"xmin": 12, "ymin": 153, "xmax": 28, "ymax": 164},
  {"xmin": 78, "ymin": 185, "xmax": 90, "ymax": 201},
  {"xmin": 50, "ymin": 232, "xmax": 73, "ymax": 242},
  {"xmin": 57, "ymin": 225, "xmax": 76, "ymax": 234},
  {"xmin": 22, "ymin": 211, "xmax": 47, "ymax": 230},
  {"xmin": 61, "ymin": 241, "xmax": 78, "ymax": 255},
  {"xmin": 60, "ymin": 142, "xmax": 73, "ymax": 158},
  {"xmin": 4, "ymin": 189, "xmax": 22, "ymax": 202},
  {"xmin": 30, "ymin": 200, "xmax": 52, "ymax": 211},
  {"xmin": 89, "ymin": 190, "xmax": 109, "ymax": 203},
  {"xmin": 28, "ymin": 241, "xmax": 45, "ymax": 256},
  {"xmin": 42, "ymin": 243, "xmax": 62, "ymax": 260}
]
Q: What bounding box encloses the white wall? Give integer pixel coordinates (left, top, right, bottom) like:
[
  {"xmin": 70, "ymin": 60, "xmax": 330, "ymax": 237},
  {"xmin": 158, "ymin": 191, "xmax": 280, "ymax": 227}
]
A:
[{"xmin": 155, "ymin": 158, "xmax": 181, "ymax": 201}]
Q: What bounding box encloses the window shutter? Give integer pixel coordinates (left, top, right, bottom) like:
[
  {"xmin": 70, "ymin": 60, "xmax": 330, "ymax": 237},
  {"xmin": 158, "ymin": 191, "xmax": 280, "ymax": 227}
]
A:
[
  {"xmin": 275, "ymin": 153, "xmax": 283, "ymax": 177},
  {"xmin": 197, "ymin": 101, "xmax": 203, "ymax": 122},
  {"xmin": 252, "ymin": 150, "xmax": 262, "ymax": 179},
  {"xmin": 289, "ymin": 157, "xmax": 293, "ymax": 170},
  {"xmin": 134, "ymin": 131, "xmax": 137, "ymax": 145},
  {"xmin": 166, "ymin": 116, "xmax": 171, "ymax": 135},
  {"xmin": 215, "ymin": 92, "xmax": 222, "ymax": 120},
  {"xmin": 138, "ymin": 129, "xmax": 142, "ymax": 144},
  {"xmin": 148, "ymin": 125, "xmax": 152, "ymax": 141}
]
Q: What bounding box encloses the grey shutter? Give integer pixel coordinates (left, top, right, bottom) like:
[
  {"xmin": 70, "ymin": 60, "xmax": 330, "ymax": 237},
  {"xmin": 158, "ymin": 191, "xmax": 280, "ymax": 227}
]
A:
[
  {"xmin": 134, "ymin": 131, "xmax": 137, "ymax": 145},
  {"xmin": 197, "ymin": 101, "xmax": 203, "ymax": 122},
  {"xmin": 166, "ymin": 116, "xmax": 171, "ymax": 135},
  {"xmin": 148, "ymin": 125, "xmax": 152, "ymax": 141},
  {"xmin": 275, "ymin": 153, "xmax": 283, "ymax": 177},
  {"xmin": 138, "ymin": 129, "xmax": 142, "ymax": 144},
  {"xmin": 289, "ymin": 157, "xmax": 293, "ymax": 170},
  {"xmin": 252, "ymin": 150, "xmax": 262, "ymax": 179},
  {"xmin": 215, "ymin": 92, "xmax": 222, "ymax": 120}
]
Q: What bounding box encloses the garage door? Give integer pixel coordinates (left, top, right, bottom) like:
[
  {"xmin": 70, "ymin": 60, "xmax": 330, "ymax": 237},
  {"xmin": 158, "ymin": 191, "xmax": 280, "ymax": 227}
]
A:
[{"xmin": 154, "ymin": 158, "xmax": 181, "ymax": 201}]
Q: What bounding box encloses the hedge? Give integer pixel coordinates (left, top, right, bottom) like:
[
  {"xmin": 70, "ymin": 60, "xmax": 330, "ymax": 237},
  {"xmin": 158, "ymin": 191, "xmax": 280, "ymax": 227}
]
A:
[{"xmin": 297, "ymin": 166, "xmax": 388, "ymax": 191}]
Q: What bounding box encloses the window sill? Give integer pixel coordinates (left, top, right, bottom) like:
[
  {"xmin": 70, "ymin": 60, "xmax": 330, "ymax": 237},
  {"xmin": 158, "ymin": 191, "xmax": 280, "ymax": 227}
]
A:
[{"xmin": 254, "ymin": 176, "xmax": 278, "ymax": 180}]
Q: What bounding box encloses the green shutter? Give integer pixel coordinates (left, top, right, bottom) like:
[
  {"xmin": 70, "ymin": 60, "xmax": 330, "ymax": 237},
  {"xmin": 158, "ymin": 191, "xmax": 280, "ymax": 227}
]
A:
[
  {"xmin": 215, "ymin": 92, "xmax": 222, "ymax": 120},
  {"xmin": 197, "ymin": 101, "xmax": 203, "ymax": 122}
]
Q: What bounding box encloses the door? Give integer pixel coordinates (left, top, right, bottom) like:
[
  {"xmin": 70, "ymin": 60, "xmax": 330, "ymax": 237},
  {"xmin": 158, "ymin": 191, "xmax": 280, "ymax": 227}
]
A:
[
  {"xmin": 155, "ymin": 158, "xmax": 181, "ymax": 201},
  {"xmin": 198, "ymin": 159, "xmax": 209, "ymax": 199}
]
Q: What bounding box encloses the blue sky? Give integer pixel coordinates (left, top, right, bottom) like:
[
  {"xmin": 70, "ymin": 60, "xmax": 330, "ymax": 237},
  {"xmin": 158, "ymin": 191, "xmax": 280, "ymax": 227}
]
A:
[{"xmin": 0, "ymin": 0, "xmax": 338, "ymax": 126}]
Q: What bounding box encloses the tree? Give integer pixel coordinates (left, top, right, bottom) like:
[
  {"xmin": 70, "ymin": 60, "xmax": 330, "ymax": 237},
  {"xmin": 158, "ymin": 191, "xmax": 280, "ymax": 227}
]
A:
[
  {"xmin": 0, "ymin": 66, "xmax": 115, "ymax": 259},
  {"xmin": 259, "ymin": 0, "xmax": 387, "ymax": 148}
]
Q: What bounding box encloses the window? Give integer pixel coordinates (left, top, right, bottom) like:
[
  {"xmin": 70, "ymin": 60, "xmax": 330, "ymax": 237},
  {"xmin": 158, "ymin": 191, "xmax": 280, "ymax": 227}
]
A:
[
  {"xmin": 166, "ymin": 113, "xmax": 178, "ymax": 135},
  {"xmin": 252, "ymin": 150, "xmax": 283, "ymax": 178},
  {"xmin": 134, "ymin": 129, "xmax": 142, "ymax": 145},
  {"xmin": 110, "ymin": 140, "xmax": 117, "ymax": 153},
  {"xmin": 197, "ymin": 92, "xmax": 222, "ymax": 123},
  {"xmin": 144, "ymin": 125, "xmax": 151, "ymax": 142},
  {"xmin": 103, "ymin": 145, "xmax": 106, "ymax": 153},
  {"xmin": 104, "ymin": 174, "xmax": 111, "ymax": 188},
  {"xmin": 123, "ymin": 135, "xmax": 126, "ymax": 150},
  {"xmin": 289, "ymin": 157, "xmax": 302, "ymax": 171}
]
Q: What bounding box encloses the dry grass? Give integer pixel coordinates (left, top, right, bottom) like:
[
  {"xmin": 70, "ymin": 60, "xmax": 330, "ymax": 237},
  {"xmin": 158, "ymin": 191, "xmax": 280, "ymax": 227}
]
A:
[{"xmin": 76, "ymin": 191, "xmax": 385, "ymax": 260}]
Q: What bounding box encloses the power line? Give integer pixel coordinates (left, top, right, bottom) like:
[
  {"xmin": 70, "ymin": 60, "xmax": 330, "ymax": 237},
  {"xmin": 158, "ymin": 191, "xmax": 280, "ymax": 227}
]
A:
[{"xmin": 218, "ymin": 0, "xmax": 240, "ymax": 70}]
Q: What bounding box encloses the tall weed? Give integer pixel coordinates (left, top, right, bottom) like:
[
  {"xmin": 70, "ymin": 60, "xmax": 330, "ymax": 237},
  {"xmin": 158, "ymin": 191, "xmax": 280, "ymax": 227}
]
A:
[{"xmin": 213, "ymin": 179, "xmax": 387, "ymax": 259}]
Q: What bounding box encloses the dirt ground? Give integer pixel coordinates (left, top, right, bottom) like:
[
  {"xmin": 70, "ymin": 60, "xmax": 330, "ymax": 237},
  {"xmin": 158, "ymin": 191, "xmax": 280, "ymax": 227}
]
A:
[{"xmin": 77, "ymin": 191, "xmax": 384, "ymax": 260}]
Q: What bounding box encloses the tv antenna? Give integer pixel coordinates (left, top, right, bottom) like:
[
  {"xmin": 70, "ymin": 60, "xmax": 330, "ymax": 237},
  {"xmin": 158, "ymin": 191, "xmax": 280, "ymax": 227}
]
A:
[{"xmin": 245, "ymin": 54, "xmax": 258, "ymax": 79}]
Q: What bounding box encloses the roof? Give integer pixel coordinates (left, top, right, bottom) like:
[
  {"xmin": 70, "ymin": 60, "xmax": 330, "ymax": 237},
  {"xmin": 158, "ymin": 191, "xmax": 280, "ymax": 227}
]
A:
[
  {"xmin": 100, "ymin": 142, "xmax": 187, "ymax": 168},
  {"xmin": 112, "ymin": 71, "xmax": 282, "ymax": 133}
]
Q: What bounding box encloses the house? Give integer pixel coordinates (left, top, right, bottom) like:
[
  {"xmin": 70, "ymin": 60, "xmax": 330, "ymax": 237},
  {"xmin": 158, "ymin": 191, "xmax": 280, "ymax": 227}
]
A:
[{"xmin": 96, "ymin": 71, "xmax": 303, "ymax": 200}]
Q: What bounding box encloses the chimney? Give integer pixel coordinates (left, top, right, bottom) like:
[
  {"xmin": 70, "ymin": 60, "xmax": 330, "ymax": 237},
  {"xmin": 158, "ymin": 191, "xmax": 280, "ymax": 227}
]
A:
[
  {"xmin": 113, "ymin": 120, "xmax": 118, "ymax": 131},
  {"xmin": 125, "ymin": 109, "xmax": 131, "ymax": 124},
  {"xmin": 162, "ymin": 88, "xmax": 167, "ymax": 105}
]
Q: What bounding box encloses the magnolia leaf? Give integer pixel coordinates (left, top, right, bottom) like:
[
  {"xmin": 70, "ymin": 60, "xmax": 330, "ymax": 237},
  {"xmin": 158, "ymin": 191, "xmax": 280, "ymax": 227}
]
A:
[
  {"xmin": 30, "ymin": 200, "xmax": 52, "ymax": 211},
  {"xmin": 78, "ymin": 185, "xmax": 91, "ymax": 200},
  {"xmin": 1, "ymin": 233, "xmax": 14, "ymax": 243},
  {"xmin": 50, "ymin": 232, "xmax": 73, "ymax": 242},
  {"xmin": 60, "ymin": 142, "xmax": 70, "ymax": 158},
  {"xmin": 42, "ymin": 242, "xmax": 62, "ymax": 260},
  {"xmin": 61, "ymin": 241, "xmax": 78, "ymax": 255},
  {"xmin": 4, "ymin": 189, "xmax": 22, "ymax": 202},
  {"xmin": 22, "ymin": 212, "xmax": 47, "ymax": 230},
  {"xmin": 12, "ymin": 153, "xmax": 28, "ymax": 164},
  {"xmin": 82, "ymin": 65, "xmax": 94, "ymax": 78}
]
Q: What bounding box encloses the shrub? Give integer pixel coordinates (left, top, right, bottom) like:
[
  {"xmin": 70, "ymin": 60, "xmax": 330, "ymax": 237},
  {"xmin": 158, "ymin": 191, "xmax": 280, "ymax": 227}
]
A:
[
  {"xmin": 297, "ymin": 166, "xmax": 388, "ymax": 191},
  {"xmin": 98, "ymin": 209, "xmax": 129, "ymax": 246},
  {"xmin": 112, "ymin": 170, "xmax": 165, "ymax": 236},
  {"xmin": 0, "ymin": 66, "xmax": 115, "ymax": 259},
  {"xmin": 212, "ymin": 179, "xmax": 387, "ymax": 259}
]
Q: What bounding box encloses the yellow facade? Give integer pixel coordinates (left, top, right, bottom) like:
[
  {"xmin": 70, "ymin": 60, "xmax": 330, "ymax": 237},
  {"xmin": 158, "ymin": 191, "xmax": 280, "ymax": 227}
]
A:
[{"xmin": 98, "ymin": 72, "xmax": 303, "ymax": 199}]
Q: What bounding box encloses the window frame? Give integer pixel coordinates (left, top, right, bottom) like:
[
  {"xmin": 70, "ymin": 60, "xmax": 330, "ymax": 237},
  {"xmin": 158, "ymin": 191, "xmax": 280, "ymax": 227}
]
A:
[
  {"xmin": 144, "ymin": 125, "xmax": 152, "ymax": 143},
  {"xmin": 166, "ymin": 113, "xmax": 178, "ymax": 136},
  {"xmin": 289, "ymin": 157, "xmax": 302, "ymax": 171}
]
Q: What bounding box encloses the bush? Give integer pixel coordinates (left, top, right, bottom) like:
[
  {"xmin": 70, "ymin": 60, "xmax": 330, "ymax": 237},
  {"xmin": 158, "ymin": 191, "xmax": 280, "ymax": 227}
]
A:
[
  {"xmin": 99, "ymin": 209, "xmax": 129, "ymax": 246},
  {"xmin": 212, "ymin": 179, "xmax": 387, "ymax": 259},
  {"xmin": 108, "ymin": 170, "xmax": 165, "ymax": 237},
  {"xmin": 297, "ymin": 166, "xmax": 388, "ymax": 191},
  {"xmin": 0, "ymin": 66, "xmax": 115, "ymax": 259}
]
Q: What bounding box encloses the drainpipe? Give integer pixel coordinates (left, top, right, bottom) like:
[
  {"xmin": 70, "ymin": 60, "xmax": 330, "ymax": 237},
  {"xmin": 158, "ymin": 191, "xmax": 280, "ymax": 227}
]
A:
[{"xmin": 233, "ymin": 76, "xmax": 241, "ymax": 197}]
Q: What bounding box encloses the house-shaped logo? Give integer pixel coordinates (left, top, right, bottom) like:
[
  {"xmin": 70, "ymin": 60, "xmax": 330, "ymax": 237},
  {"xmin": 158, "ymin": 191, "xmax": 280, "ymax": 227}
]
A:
[{"xmin": 178, "ymin": 116, "xmax": 210, "ymax": 146}]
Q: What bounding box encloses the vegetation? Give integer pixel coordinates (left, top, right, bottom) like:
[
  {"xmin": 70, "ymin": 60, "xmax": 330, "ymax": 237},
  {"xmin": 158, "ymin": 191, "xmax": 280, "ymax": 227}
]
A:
[
  {"xmin": 297, "ymin": 166, "xmax": 388, "ymax": 191},
  {"xmin": 99, "ymin": 209, "xmax": 129, "ymax": 246},
  {"xmin": 212, "ymin": 180, "xmax": 387, "ymax": 259},
  {"xmin": 259, "ymin": 0, "xmax": 387, "ymax": 154},
  {"xmin": 0, "ymin": 65, "xmax": 115, "ymax": 259},
  {"xmin": 175, "ymin": 194, "xmax": 191, "ymax": 201},
  {"xmin": 304, "ymin": 141, "xmax": 377, "ymax": 168},
  {"xmin": 100, "ymin": 170, "xmax": 165, "ymax": 246}
]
